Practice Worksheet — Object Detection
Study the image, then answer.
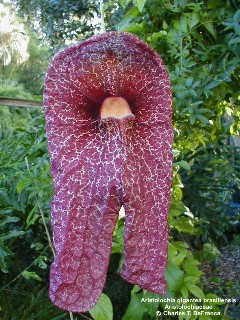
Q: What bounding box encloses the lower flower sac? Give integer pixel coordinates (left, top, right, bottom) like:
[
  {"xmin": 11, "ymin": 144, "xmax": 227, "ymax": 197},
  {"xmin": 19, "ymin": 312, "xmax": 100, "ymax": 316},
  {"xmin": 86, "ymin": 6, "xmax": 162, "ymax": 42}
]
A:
[{"xmin": 44, "ymin": 31, "xmax": 173, "ymax": 313}]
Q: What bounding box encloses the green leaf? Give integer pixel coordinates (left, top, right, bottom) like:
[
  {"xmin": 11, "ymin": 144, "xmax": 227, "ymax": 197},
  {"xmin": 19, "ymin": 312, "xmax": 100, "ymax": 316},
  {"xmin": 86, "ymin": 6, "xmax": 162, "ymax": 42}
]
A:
[
  {"xmin": 149, "ymin": 31, "xmax": 167, "ymax": 42},
  {"xmin": 173, "ymin": 160, "xmax": 191, "ymax": 171},
  {"xmin": 168, "ymin": 243, "xmax": 177, "ymax": 257},
  {"xmin": 199, "ymin": 315, "xmax": 212, "ymax": 320},
  {"xmin": 172, "ymin": 149, "xmax": 181, "ymax": 158},
  {"xmin": 229, "ymin": 36, "xmax": 240, "ymax": 45},
  {"xmin": 205, "ymin": 80, "xmax": 218, "ymax": 91},
  {"xmin": 122, "ymin": 292, "xmax": 146, "ymax": 320},
  {"xmin": 16, "ymin": 179, "xmax": 30, "ymax": 194},
  {"xmin": 0, "ymin": 216, "xmax": 19, "ymax": 228},
  {"xmin": 186, "ymin": 284, "xmax": 204, "ymax": 300},
  {"xmin": 184, "ymin": 276, "xmax": 199, "ymax": 284},
  {"xmin": 183, "ymin": 259, "xmax": 202, "ymax": 277},
  {"xmin": 26, "ymin": 205, "xmax": 39, "ymax": 229},
  {"xmin": 0, "ymin": 230, "xmax": 25, "ymax": 243},
  {"xmin": 115, "ymin": 7, "xmax": 139, "ymax": 31},
  {"xmin": 173, "ymin": 187, "xmax": 182, "ymax": 200},
  {"xmin": 170, "ymin": 197, "xmax": 185, "ymax": 213},
  {"xmin": 122, "ymin": 23, "xmax": 143, "ymax": 33},
  {"xmin": 173, "ymin": 241, "xmax": 189, "ymax": 249},
  {"xmin": 165, "ymin": 262, "xmax": 184, "ymax": 292},
  {"xmin": 203, "ymin": 21, "xmax": 217, "ymax": 38},
  {"xmin": 179, "ymin": 304, "xmax": 193, "ymax": 320},
  {"xmin": 180, "ymin": 285, "xmax": 189, "ymax": 298},
  {"xmin": 204, "ymin": 293, "xmax": 226, "ymax": 305},
  {"xmin": 195, "ymin": 114, "xmax": 209, "ymax": 124},
  {"xmin": 0, "ymin": 245, "xmax": 12, "ymax": 273},
  {"xmin": 21, "ymin": 270, "xmax": 42, "ymax": 282},
  {"xmin": 135, "ymin": 0, "xmax": 147, "ymax": 12},
  {"xmin": 171, "ymin": 217, "xmax": 195, "ymax": 234},
  {"xmin": 186, "ymin": 77, "xmax": 193, "ymax": 87},
  {"xmin": 168, "ymin": 243, "xmax": 187, "ymax": 267},
  {"xmin": 233, "ymin": 10, "xmax": 240, "ymax": 35},
  {"xmin": 112, "ymin": 221, "xmax": 124, "ymax": 254},
  {"xmin": 165, "ymin": 3, "xmax": 181, "ymax": 13},
  {"xmin": 34, "ymin": 255, "xmax": 48, "ymax": 269},
  {"xmin": 201, "ymin": 243, "xmax": 221, "ymax": 262},
  {"xmin": 28, "ymin": 189, "xmax": 41, "ymax": 200},
  {"xmin": 89, "ymin": 293, "xmax": 113, "ymax": 320},
  {"xmin": 111, "ymin": 241, "xmax": 123, "ymax": 254},
  {"xmin": 142, "ymin": 291, "xmax": 160, "ymax": 317},
  {"xmin": 189, "ymin": 114, "xmax": 196, "ymax": 125},
  {"xmin": 119, "ymin": 0, "xmax": 132, "ymax": 6},
  {"xmin": 187, "ymin": 13, "xmax": 199, "ymax": 29},
  {"xmin": 225, "ymin": 106, "xmax": 233, "ymax": 116},
  {"xmin": 131, "ymin": 285, "xmax": 142, "ymax": 295},
  {"xmin": 174, "ymin": 16, "xmax": 188, "ymax": 33},
  {"xmin": 174, "ymin": 249, "xmax": 188, "ymax": 266},
  {"xmin": 31, "ymin": 242, "xmax": 44, "ymax": 251},
  {"xmin": 51, "ymin": 315, "xmax": 69, "ymax": 320}
]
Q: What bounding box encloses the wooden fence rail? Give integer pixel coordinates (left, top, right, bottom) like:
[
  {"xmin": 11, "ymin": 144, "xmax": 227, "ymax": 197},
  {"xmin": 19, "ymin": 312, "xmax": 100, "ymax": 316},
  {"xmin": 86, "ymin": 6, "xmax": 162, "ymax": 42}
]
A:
[{"xmin": 0, "ymin": 96, "xmax": 43, "ymax": 108}]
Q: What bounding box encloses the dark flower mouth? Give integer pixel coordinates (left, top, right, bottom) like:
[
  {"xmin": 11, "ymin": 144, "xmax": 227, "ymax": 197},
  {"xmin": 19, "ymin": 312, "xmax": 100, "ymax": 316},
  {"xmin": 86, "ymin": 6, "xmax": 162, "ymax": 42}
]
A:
[{"xmin": 44, "ymin": 31, "xmax": 173, "ymax": 313}]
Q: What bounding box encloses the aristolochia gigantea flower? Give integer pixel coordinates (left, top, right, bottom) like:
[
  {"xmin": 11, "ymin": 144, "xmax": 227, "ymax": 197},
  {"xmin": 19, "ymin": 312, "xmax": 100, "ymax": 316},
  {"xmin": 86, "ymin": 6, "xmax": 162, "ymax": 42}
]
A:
[{"xmin": 44, "ymin": 31, "xmax": 173, "ymax": 313}]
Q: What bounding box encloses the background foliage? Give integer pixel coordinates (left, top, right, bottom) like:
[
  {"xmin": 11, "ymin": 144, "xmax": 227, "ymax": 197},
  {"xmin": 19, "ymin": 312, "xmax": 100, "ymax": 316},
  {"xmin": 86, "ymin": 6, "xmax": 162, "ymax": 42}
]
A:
[{"xmin": 1, "ymin": 0, "xmax": 240, "ymax": 319}]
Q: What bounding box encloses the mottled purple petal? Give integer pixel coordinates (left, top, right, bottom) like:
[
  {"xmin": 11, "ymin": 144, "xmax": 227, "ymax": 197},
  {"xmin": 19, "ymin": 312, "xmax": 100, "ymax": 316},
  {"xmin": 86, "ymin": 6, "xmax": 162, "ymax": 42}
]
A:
[{"xmin": 44, "ymin": 31, "xmax": 173, "ymax": 313}]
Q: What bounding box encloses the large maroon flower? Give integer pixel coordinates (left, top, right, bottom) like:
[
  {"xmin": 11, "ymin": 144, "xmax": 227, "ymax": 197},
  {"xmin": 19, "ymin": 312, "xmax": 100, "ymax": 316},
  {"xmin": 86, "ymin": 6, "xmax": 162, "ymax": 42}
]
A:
[{"xmin": 44, "ymin": 31, "xmax": 173, "ymax": 313}]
